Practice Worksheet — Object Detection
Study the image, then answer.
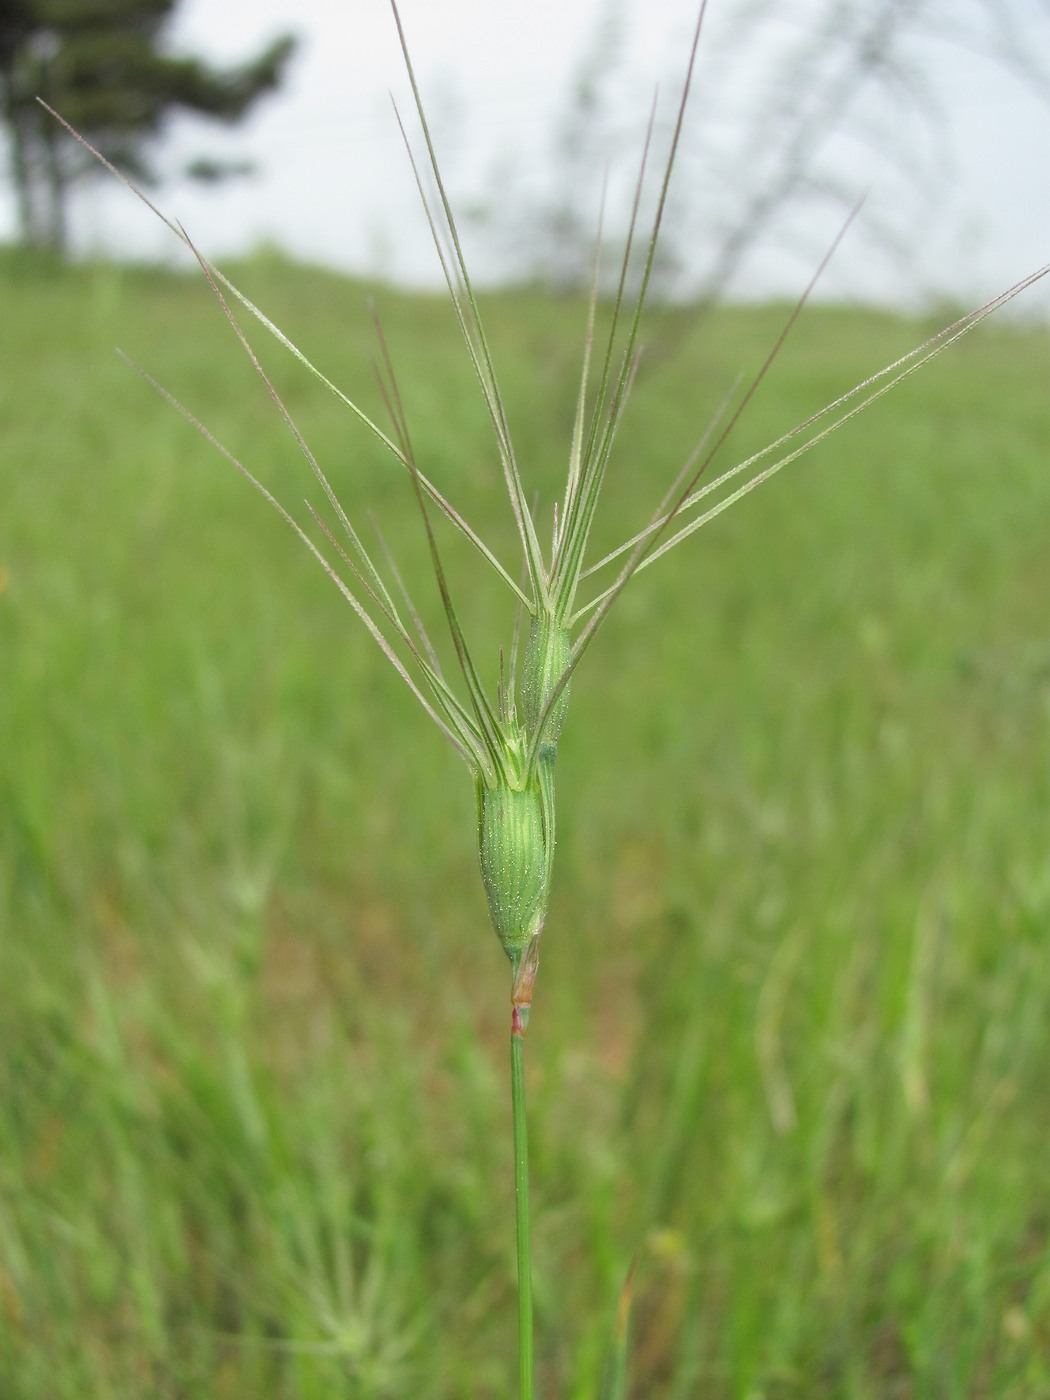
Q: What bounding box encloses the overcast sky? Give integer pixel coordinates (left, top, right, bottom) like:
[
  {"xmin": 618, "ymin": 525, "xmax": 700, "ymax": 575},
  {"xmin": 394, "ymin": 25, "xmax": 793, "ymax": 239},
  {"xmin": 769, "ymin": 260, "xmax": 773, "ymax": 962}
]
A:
[{"xmin": 7, "ymin": 0, "xmax": 1050, "ymax": 313}]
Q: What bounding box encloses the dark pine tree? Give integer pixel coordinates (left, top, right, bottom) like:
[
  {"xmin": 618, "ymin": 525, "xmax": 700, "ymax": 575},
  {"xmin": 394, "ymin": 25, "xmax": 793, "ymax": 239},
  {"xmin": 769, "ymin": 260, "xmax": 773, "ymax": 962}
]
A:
[{"xmin": 0, "ymin": 0, "xmax": 296, "ymax": 252}]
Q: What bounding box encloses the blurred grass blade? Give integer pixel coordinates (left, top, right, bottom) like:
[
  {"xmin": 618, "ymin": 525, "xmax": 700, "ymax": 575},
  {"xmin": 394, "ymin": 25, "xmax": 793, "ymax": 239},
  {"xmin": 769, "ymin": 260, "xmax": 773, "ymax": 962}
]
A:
[{"xmin": 600, "ymin": 1262, "xmax": 636, "ymax": 1400}]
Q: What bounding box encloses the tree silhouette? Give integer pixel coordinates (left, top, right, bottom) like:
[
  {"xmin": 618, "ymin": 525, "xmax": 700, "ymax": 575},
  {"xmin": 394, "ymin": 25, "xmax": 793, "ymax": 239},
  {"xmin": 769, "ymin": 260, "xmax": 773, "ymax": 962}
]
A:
[{"xmin": 0, "ymin": 0, "xmax": 295, "ymax": 253}]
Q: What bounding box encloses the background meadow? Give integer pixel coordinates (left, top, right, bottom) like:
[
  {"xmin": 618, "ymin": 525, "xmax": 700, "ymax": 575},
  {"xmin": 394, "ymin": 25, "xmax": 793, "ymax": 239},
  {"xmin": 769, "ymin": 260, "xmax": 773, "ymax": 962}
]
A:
[{"xmin": 2, "ymin": 245, "xmax": 1050, "ymax": 1397}]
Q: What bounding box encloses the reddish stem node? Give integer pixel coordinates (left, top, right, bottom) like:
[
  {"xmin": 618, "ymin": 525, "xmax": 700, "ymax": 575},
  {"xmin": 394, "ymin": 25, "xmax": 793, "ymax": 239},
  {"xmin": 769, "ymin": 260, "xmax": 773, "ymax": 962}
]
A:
[{"xmin": 512, "ymin": 934, "xmax": 542, "ymax": 1031}]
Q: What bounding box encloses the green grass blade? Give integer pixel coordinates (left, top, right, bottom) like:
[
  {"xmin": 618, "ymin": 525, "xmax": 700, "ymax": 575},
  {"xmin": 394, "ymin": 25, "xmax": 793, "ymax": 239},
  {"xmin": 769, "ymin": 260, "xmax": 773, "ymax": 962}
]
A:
[{"xmin": 599, "ymin": 1263, "xmax": 636, "ymax": 1400}]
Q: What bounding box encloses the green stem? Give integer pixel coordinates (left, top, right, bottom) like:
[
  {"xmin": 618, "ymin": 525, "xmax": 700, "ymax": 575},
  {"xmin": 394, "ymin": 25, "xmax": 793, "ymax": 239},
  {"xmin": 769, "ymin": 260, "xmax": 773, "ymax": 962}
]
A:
[{"xmin": 511, "ymin": 1001, "xmax": 534, "ymax": 1400}]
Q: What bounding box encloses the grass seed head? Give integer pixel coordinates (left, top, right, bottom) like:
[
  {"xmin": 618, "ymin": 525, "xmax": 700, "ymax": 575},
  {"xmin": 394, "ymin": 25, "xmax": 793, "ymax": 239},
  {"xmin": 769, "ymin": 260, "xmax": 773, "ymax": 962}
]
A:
[
  {"xmin": 521, "ymin": 614, "xmax": 572, "ymax": 756},
  {"xmin": 476, "ymin": 753, "xmax": 555, "ymax": 963}
]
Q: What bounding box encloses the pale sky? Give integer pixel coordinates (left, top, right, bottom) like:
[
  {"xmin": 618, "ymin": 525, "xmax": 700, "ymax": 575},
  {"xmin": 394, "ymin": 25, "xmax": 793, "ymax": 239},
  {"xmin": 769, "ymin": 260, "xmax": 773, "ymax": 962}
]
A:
[{"xmin": 9, "ymin": 0, "xmax": 1050, "ymax": 313}]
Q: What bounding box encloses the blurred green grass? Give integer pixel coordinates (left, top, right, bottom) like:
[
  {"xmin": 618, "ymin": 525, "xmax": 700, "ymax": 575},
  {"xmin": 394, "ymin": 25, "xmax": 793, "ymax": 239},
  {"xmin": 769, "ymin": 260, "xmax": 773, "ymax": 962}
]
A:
[{"xmin": 2, "ymin": 245, "xmax": 1049, "ymax": 1398}]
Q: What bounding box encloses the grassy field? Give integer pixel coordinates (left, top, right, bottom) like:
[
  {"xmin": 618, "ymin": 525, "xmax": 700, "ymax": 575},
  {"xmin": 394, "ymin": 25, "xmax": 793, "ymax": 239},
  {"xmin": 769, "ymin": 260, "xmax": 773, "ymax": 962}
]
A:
[{"xmin": 2, "ymin": 245, "xmax": 1049, "ymax": 1399}]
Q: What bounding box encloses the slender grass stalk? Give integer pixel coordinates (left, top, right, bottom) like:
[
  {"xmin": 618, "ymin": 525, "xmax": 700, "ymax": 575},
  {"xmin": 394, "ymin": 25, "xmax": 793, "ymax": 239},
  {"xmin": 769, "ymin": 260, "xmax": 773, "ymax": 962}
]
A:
[
  {"xmin": 41, "ymin": 0, "xmax": 1050, "ymax": 1392},
  {"xmin": 511, "ymin": 999, "xmax": 533, "ymax": 1399},
  {"xmin": 511, "ymin": 922, "xmax": 540, "ymax": 1397}
]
